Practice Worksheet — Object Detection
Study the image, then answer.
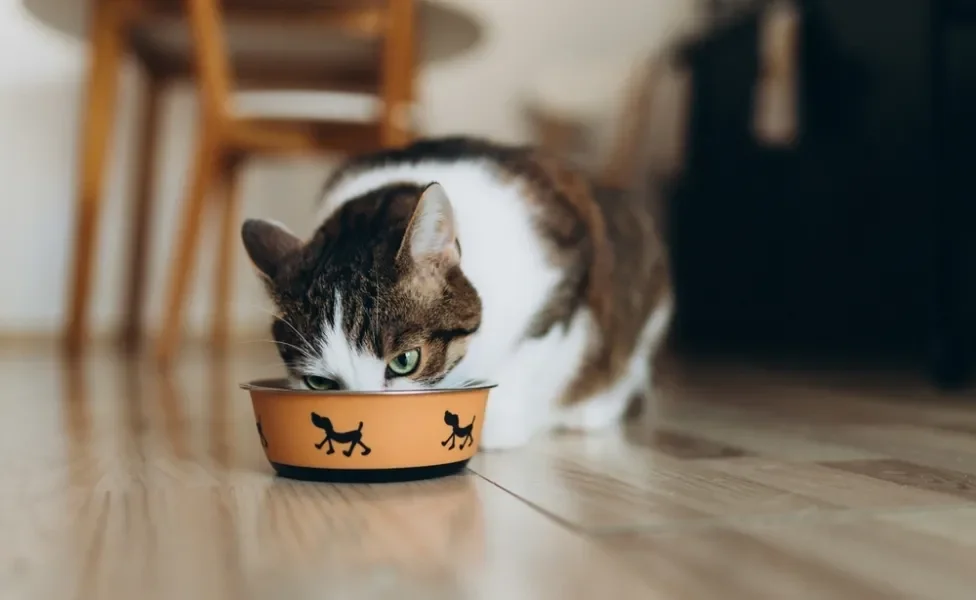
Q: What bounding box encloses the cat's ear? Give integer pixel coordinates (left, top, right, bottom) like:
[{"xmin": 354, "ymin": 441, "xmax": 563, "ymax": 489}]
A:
[
  {"xmin": 397, "ymin": 183, "xmax": 459, "ymax": 267},
  {"xmin": 241, "ymin": 219, "xmax": 302, "ymax": 280}
]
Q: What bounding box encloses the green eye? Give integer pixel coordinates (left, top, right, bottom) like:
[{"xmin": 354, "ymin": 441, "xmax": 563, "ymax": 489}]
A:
[
  {"xmin": 303, "ymin": 375, "xmax": 339, "ymax": 391},
  {"xmin": 387, "ymin": 348, "xmax": 421, "ymax": 376}
]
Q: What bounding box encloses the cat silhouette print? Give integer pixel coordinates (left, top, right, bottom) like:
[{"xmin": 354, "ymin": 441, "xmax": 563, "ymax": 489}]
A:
[
  {"xmin": 310, "ymin": 413, "xmax": 372, "ymax": 457},
  {"xmin": 441, "ymin": 411, "xmax": 475, "ymax": 450}
]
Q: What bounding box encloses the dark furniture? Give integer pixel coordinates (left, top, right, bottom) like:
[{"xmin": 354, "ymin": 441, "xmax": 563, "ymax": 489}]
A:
[{"xmin": 669, "ymin": 0, "xmax": 976, "ymax": 387}]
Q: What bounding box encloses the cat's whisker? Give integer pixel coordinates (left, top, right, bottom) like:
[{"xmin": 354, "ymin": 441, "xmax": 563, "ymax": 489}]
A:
[
  {"xmin": 240, "ymin": 338, "xmax": 315, "ymax": 361},
  {"xmin": 242, "ymin": 364, "xmax": 295, "ymax": 375},
  {"xmin": 233, "ymin": 351, "xmax": 301, "ymax": 368},
  {"xmin": 236, "ymin": 330, "xmax": 313, "ymax": 366},
  {"xmin": 242, "ymin": 301, "xmax": 317, "ymax": 354}
]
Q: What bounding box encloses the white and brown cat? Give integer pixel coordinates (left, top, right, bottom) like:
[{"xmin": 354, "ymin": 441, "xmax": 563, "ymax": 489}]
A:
[{"xmin": 241, "ymin": 136, "xmax": 671, "ymax": 450}]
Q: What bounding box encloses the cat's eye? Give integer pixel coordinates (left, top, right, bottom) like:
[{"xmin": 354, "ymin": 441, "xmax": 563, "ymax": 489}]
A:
[
  {"xmin": 387, "ymin": 348, "xmax": 421, "ymax": 377},
  {"xmin": 303, "ymin": 375, "xmax": 339, "ymax": 391}
]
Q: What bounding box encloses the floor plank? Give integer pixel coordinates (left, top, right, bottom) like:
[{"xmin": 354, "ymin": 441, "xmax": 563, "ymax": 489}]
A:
[{"xmin": 600, "ymin": 507, "xmax": 976, "ymax": 600}]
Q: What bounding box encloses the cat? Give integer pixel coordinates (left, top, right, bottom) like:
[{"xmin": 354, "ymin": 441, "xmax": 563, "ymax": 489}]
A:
[{"xmin": 241, "ymin": 136, "xmax": 672, "ymax": 451}]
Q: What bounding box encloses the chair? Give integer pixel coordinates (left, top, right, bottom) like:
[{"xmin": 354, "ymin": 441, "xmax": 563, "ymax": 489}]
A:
[{"xmin": 63, "ymin": 0, "xmax": 417, "ymax": 361}]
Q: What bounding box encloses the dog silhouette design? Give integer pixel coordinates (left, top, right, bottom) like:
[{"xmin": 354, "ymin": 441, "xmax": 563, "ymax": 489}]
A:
[
  {"xmin": 256, "ymin": 419, "xmax": 268, "ymax": 448},
  {"xmin": 311, "ymin": 413, "xmax": 372, "ymax": 457},
  {"xmin": 441, "ymin": 411, "xmax": 476, "ymax": 450}
]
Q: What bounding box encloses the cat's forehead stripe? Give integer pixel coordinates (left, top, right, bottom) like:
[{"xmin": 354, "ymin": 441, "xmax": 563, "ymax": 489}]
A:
[{"xmin": 315, "ymin": 292, "xmax": 387, "ymax": 389}]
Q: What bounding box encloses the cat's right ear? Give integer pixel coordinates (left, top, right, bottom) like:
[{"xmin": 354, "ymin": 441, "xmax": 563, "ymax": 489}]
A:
[
  {"xmin": 397, "ymin": 182, "xmax": 459, "ymax": 268},
  {"xmin": 241, "ymin": 219, "xmax": 302, "ymax": 281}
]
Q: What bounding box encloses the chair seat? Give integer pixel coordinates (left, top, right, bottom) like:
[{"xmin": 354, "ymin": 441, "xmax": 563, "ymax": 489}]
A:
[
  {"xmin": 144, "ymin": 0, "xmax": 385, "ymax": 10},
  {"xmin": 131, "ymin": 18, "xmax": 381, "ymax": 92}
]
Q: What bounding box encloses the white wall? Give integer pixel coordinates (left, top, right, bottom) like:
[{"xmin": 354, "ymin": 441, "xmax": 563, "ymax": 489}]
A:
[{"xmin": 0, "ymin": 0, "xmax": 695, "ymax": 338}]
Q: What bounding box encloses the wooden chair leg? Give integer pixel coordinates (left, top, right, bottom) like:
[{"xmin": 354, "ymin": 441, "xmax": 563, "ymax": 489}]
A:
[
  {"xmin": 64, "ymin": 0, "xmax": 127, "ymax": 356},
  {"xmin": 154, "ymin": 126, "xmax": 223, "ymax": 364},
  {"xmin": 210, "ymin": 158, "xmax": 243, "ymax": 353},
  {"xmin": 120, "ymin": 75, "xmax": 164, "ymax": 353},
  {"xmin": 379, "ymin": 0, "xmax": 416, "ymax": 147}
]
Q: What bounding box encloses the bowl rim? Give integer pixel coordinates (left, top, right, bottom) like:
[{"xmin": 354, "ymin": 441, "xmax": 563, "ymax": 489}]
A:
[{"xmin": 239, "ymin": 378, "xmax": 498, "ymax": 396}]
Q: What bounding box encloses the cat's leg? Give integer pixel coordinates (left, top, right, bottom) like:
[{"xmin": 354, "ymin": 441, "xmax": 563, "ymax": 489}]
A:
[
  {"xmin": 556, "ymin": 299, "xmax": 672, "ymax": 432},
  {"xmin": 479, "ymin": 348, "xmax": 548, "ymax": 451},
  {"xmin": 359, "ymin": 440, "xmax": 372, "ymax": 456},
  {"xmin": 479, "ymin": 344, "xmax": 558, "ymax": 451},
  {"xmin": 480, "ymin": 311, "xmax": 594, "ymax": 450},
  {"xmin": 326, "ymin": 438, "xmax": 336, "ymax": 455},
  {"xmin": 555, "ymin": 381, "xmax": 635, "ymax": 432},
  {"xmin": 479, "ymin": 377, "xmax": 539, "ymax": 451}
]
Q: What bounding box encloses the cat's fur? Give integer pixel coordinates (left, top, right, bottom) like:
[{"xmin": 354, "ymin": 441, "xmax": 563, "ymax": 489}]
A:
[{"xmin": 241, "ymin": 137, "xmax": 671, "ymax": 450}]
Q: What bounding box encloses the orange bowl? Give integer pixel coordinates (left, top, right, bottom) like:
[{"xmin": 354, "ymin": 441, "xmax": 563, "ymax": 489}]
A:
[{"xmin": 240, "ymin": 379, "xmax": 495, "ymax": 483}]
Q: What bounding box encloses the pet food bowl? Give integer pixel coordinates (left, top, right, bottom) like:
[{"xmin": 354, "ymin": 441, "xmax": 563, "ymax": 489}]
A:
[{"xmin": 240, "ymin": 379, "xmax": 495, "ymax": 483}]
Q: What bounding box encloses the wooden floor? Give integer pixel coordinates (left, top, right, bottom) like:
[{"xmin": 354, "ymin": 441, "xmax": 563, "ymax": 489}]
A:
[{"xmin": 3, "ymin": 345, "xmax": 976, "ymax": 599}]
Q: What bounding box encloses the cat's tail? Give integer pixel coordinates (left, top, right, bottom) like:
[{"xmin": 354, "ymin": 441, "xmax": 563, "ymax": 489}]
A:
[{"xmin": 357, "ymin": 421, "xmax": 363, "ymax": 432}]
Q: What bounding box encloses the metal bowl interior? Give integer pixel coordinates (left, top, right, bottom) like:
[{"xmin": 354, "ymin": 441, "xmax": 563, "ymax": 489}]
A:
[{"xmin": 239, "ymin": 378, "xmax": 497, "ymax": 396}]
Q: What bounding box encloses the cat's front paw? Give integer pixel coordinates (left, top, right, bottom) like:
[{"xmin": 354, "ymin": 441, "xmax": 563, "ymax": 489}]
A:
[{"xmin": 554, "ymin": 392, "xmax": 633, "ymax": 432}]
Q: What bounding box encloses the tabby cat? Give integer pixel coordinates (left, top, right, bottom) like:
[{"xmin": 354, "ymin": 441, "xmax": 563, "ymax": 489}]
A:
[{"xmin": 241, "ymin": 137, "xmax": 671, "ymax": 450}]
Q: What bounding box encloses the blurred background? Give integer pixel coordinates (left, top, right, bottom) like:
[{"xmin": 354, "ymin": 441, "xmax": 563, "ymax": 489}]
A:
[
  {"xmin": 0, "ymin": 0, "xmax": 691, "ymax": 343},
  {"xmin": 3, "ymin": 0, "xmax": 976, "ymax": 388}
]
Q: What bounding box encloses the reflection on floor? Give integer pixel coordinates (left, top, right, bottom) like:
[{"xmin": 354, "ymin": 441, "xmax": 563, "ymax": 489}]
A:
[{"xmin": 2, "ymin": 345, "xmax": 976, "ymax": 599}]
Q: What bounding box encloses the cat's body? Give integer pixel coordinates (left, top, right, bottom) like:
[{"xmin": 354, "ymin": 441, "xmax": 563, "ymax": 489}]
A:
[{"xmin": 242, "ymin": 137, "xmax": 671, "ymax": 450}]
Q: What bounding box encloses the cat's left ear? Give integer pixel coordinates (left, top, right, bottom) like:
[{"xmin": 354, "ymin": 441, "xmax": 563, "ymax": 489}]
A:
[
  {"xmin": 397, "ymin": 183, "xmax": 459, "ymax": 267},
  {"xmin": 241, "ymin": 218, "xmax": 303, "ymax": 281}
]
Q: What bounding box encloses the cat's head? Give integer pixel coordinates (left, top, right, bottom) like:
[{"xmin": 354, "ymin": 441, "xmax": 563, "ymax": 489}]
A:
[{"xmin": 241, "ymin": 182, "xmax": 481, "ymax": 391}]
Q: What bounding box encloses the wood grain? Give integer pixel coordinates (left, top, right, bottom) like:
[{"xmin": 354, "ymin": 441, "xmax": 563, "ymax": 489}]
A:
[{"xmin": 822, "ymin": 458, "xmax": 976, "ymax": 502}]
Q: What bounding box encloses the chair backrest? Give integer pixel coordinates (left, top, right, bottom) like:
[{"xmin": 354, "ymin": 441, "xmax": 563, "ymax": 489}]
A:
[
  {"xmin": 181, "ymin": 0, "xmax": 400, "ymax": 123},
  {"xmin": 185, "ymin": 0, "xmax": 235, "ymax": 122}
]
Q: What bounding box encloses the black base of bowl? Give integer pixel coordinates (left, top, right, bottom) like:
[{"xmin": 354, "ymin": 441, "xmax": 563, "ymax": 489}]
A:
[{"xmin": 270, "ymin": 459, "xmax": 471, "ymax": 484}]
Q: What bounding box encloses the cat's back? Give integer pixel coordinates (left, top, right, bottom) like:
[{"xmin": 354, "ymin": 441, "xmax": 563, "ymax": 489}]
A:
[
  {"xmin": 318, "ymin": 137, "xmax": 613, "ymax": 322},
  {"xmin": 319, "ymin": 137, "xmax": 528, "ymax": 215},
  {"xmin": 318, "ymin": 137, "xmax": 603, "ymax": 277},
  {"xmin": 318, "ymin": 137, "xmax": 574, "ymax": 360},
  {"xmin": 317, "ymin": 136, "xmax": 582, "ymax": 297}
]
